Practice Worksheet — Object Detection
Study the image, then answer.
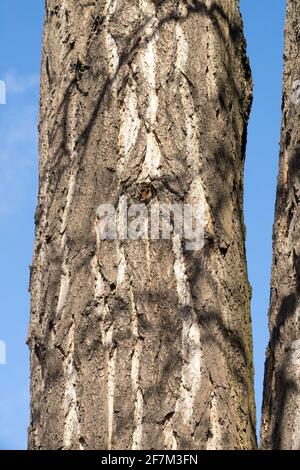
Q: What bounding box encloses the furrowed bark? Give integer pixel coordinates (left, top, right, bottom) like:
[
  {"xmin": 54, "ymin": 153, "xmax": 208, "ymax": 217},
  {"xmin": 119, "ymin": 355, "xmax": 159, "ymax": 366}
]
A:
[
  {"xmin": 261, "ymin": 0, "xmax": 300, "ymax": 450},
  {"xmin": 29, "ymin": 0, "xmax": 256, "ymax": 450}
]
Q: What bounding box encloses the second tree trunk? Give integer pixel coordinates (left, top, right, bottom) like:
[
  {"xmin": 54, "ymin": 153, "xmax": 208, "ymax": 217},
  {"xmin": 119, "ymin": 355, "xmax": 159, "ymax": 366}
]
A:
[{"xmin": 261, "ymin": 0, "xmax": 300, "ymax": 450}]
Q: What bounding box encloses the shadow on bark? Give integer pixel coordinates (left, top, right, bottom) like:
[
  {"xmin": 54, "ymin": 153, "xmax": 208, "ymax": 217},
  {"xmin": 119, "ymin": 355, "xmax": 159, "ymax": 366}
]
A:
[
  {"xmin": 43, "ymin": 0, "xmax": 251, "ymax": 200},
  {"xmin": 32, "ymin": 0, "xmax": 255, "ymax": 449}
]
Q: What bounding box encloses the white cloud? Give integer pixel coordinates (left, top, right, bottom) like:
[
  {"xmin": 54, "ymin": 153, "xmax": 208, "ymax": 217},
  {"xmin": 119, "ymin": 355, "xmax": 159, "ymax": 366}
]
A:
[
  {"xmin": 0, "ymin": 69, "xmax": 40, "ymax": 216},
  {"xmin": 0, "ymin": 104, "xmax": 38, "ymax": 215},
  {"xmin": 4, "ymin": 71, "xmax": 39, "ymax": 94}
]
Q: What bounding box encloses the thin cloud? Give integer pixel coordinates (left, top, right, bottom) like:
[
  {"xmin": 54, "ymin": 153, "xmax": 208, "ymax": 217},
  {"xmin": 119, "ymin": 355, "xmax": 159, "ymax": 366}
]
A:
[
  {"xmin": 4, "ymin": 72, "xmax": 39, "ymax": 94},
  {"xmin": 0, "ymin": 104, "xmax": 38, "ymax": 216}
]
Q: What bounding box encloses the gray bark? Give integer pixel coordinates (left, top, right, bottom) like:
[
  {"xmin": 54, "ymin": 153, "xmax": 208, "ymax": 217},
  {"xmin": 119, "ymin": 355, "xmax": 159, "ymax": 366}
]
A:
[
  {"xmin": 29, "ymin": 0, "xmax": 256, "ymax": 450},
  {"xmin": 261, "ymin": 0, "xmax": 300, "ymax": 450}
]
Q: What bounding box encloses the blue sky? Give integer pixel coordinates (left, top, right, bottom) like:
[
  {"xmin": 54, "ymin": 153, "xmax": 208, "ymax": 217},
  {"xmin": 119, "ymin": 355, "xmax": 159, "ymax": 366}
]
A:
[
  {"xmin": 240, "ymin": 0, "xmax": 286, "ymax": 434},
  {"xmin": 0, "ymin": 0, "xmax": 44, "ymax": 449},
  {"xmin": 0, "ymin": 0, "xmax": 285, "ymax": 449}
]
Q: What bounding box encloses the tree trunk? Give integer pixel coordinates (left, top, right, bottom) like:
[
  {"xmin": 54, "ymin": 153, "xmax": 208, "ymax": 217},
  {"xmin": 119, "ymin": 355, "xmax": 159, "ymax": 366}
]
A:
[
  {"xmin": 29, "ymin": 0, "xmax": 256, "ymax": 450},
  {"xmin": 261, "ymin": 0, "xmax": 300, "ymax": 450}
]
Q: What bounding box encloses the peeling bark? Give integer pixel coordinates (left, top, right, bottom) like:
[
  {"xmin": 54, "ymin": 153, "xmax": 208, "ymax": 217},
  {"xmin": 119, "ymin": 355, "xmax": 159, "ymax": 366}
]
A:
[
  {"xmin": 29, "ymin": 0, "xmax": 256, "ymax": 450},
  {"xmin": 261, "ymin": 0, "xmax": 300, "ymax": 450}
]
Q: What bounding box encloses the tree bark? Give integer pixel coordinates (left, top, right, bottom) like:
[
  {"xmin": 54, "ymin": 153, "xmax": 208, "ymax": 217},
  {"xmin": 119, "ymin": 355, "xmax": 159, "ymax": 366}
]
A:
[
  {"xmin": 261, "ymin": 0, "xmax": 300, "ymax": 450},
  {"xmin": 29, "ymin": 0, "xmax": 256, "ymax": 450}
]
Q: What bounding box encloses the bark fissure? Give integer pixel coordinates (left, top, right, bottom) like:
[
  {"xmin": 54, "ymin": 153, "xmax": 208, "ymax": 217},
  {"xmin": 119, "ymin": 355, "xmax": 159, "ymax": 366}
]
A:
[{"xmin": 130, "ymin": 285, "xmax": 144, "ymax": 450}]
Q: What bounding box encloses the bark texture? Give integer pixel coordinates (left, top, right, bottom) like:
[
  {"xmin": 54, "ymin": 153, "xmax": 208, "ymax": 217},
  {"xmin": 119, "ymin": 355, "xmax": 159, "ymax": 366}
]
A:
[
  {"xmin": 29, "ymin": 0, "xmax": 256, "ymax": 450},
  {"xmin": 261, "ymin": 0, "xmax": 300, "ymax": 450}
]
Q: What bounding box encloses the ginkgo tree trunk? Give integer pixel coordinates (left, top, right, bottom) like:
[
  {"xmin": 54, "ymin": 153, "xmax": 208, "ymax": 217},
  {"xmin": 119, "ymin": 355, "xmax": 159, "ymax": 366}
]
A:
[
  {"xmin": 29, "ymin": 0, "xmax": 256, "ymax": 450},
  {"xmin": 261, "ymin": 0, "xmax": 300, "ymax": 450}
]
